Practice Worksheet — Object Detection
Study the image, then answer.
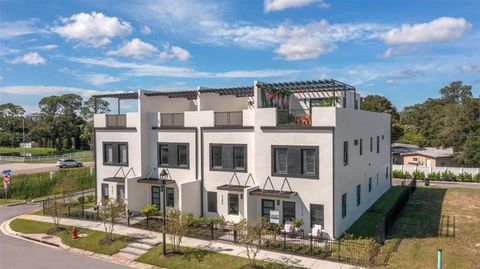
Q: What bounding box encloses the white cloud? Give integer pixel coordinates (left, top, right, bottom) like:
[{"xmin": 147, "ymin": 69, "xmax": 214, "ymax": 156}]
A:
[
  {"xmin": 461, "ymin": 64, "xmax": 480, "ymax": 73},
  {"xmin": 264, "ymin": 0, "xmax": 329, "ymax": 12},
  {"xmin": 68, "ymin": 56, "xmax": 298, "ymax": 78},
  {"xmin": 59, "ymin": 68, "xmax": 125, "ymax": 85},
  {"xmin": 9, "ymin": 52, "xmax": 46, "ymax": 65},
  {"xmin": 33, "ymin": 44, "xmax": 59, "ymax": 50},
  {"xmin": 385, "ymin": 79, "xmax": 396, "ymax": 85},
  {"xmin": 381, "ymin": 17, "xmax": 471, "ymax": 45},
  {"xmin": 159, "ymin": 45, "xmax": 191, "ymax": 61},
  {"xmin": 0, "ymin": 19, "xmax": 47, "ymax": 39},
  {"xmin": 0, "ymin": 85, "xmax": 115, "ymax": 99},
  {"xmin": 141, "ymin": 26, "xmax": 152, "ymax": 35},
  {"xmin": 383, "ymin": 48, "xmax": 393, "ymax": 58},
  {"xmin": 52, "ymin": 12, "xmax": 132, "ymax": 47},
  {"xmin": 106, "ymin": 38, "xmax": 157, "ymax": 58}
]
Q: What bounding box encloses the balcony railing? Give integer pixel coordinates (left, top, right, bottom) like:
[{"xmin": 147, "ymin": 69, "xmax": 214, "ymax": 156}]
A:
[
  {"xmin": 161, "ymin": 113, "xmax": 184, "ymax": 127},
  {"xmin": 214, "ymin": 111, "xmax": 243, "ymax": 126},
  {"xmin": 106, "ymin": 114, "xmax": 127, "ymax": 127},
  {"xmin": 277, "ymin": 109, "xmax": 311, "ymax": 126}
]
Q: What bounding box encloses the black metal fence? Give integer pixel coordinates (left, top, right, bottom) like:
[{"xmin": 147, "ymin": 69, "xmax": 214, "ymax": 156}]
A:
[{"xmin": 376, "ymin": 178, "xmax": 417, "ymax": 242}]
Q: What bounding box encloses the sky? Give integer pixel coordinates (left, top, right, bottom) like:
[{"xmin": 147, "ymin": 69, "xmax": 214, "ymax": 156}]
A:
[{"xmin": 0, "ymin": 0, "xmax": 479, "ymax": 113}]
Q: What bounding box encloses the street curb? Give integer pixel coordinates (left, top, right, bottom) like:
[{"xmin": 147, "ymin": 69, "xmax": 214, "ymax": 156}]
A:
[
  {"xmin": 6, "ymin": 201, "xmax": 27, "ymax": 207},
  {"xmin": 0, "ymin": 217, "xmax": 163, "ymax": 269}
]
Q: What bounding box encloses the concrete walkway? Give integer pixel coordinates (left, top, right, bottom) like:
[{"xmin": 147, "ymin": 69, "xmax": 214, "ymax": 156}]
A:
[{"xmin": 17, "ymin": 214, "xmax": 361, "ymax": 269}]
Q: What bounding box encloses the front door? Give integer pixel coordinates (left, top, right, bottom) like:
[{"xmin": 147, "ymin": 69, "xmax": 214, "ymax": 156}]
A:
[
  {"xmin": 151, "ymin": 186, "xmax": 161, "ymax": 209},
  {"xmin": 116, "ymin": 185, "xmax": 125, "ymax": 200},
  {"xmin": 261, "ymin": 199, "xmax": 275, "ymax": 218}
]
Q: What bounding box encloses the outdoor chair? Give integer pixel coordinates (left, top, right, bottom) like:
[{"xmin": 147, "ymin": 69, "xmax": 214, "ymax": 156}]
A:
[
  {"xmin": 308, "ymin": 224, "xmax": 323, "ymax": 239},
  {"xmin": 281, "ymin": 221, "xmax": 293, "ymax": 234}
]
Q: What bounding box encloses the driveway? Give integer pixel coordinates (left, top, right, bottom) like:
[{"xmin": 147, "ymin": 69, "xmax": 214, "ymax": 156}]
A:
[
  {"xmin": 0, "ymin": 162, "xmax": 94, "ymax": 175},
  {"xmin": 0, "ymin": 203, "xmax": 131, "ymax": 269}
]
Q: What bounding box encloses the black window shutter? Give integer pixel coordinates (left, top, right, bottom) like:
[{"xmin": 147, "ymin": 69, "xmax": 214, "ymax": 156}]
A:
[
  {"xmin": 223, "ymin": 145, "xmax": 234, "ymax": 169},
  {"xmin": 169, "ymin": 144, "xmax": 178, "ymax": 166},
  {"xmin": 112, "ymin": 143, "xmax": 119, "ymax": 164},
  {"xmin": 287, "ymin": 148, "xmax": 301, "ymax": 175}
]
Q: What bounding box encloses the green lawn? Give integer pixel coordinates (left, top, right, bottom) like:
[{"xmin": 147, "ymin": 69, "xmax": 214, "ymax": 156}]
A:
[
  {"xmin": 10, "ymin": 218, "xmax": 133, "ymax": 255},
  {"xmin": 346, "ymin": 186, "xmax": 407, "ymax": 238},
  {"xmin": 0, "ymin": 198, "xmax": 24, "ymax": 205},
  {"xmin": 137, "ymin": 244, "xmax": 302, "ymax": 269},
  {"xmin": 386, "ymin": 187, "xmax": 480, "ymax": 269},
  {"xmin": 0, "ymin": 147, "xmax": 90, "ymax": 155}
]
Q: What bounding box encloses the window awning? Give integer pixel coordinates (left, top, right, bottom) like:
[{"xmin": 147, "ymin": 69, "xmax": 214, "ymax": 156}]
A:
[
  {"xmin": 136, "ymin": 178, "xmax": 176, "ymax": 185},
  {"xmin": 217, "ymin": 184, "xmax": 249, "ymax": 192},
  {"xmin": 249, "ymin": 189, "xmax": 297, "ymax": 199},
  {"xmin": 104, "ymin": 177, "xmax": 125, "ymax": 183}
]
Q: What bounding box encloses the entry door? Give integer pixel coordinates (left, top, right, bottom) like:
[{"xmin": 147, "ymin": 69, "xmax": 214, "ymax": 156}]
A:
[
  {"xmin": 426, "ymin": 159, "xmax": 432, "ymax": 167},
  {"xmin": 310, "ymin": 204, "xmax": 324, "ymax": 228},
  {"xmin": 116, "ymin": 185, "xmax": 125, "ymax": 200},
  {"xmin": 261, "ymin": 199, "xmax": 275, "ymax": 218},
  {"xmin": 151, "ymin": 186, "xmax": 161, "ymax": 209}
]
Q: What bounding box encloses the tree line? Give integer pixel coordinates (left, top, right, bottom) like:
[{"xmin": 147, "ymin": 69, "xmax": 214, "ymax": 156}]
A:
[
  {"xmin": 0, "ymin": 94, "xmax": 108, "ymax": 150},
  {"xmin": 361, "ymin": 81, "xmax": 480, "ymax": 166}
]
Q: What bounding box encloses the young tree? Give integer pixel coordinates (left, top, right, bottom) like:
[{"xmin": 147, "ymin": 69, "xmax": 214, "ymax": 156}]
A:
[
  {"xmin": 165, "ymin": 208, "xmax": 194, "ymax": 253},
  {"xmin": 238, "ymin": 218, "xmax": 269, "ymax": 268},
  {"xmin": 44, "ymin": 200, "xmax": 66, "ymax": 230},
  {"xmin": 99, "ymin": 198, "xmax": 126, "ymax": 243}
]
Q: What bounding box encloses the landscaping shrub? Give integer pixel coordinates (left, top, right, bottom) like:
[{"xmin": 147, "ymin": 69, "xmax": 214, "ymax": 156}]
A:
[
  {"xmin": 78, "ymin": 197, "xmax": 85, "ymax": 204},
  {"xmin": 86, "ymin": 194, "xmax": 95, "ymax": 203},
  {"xmin": 474, "ymin": 173, "xmax": 480, "ymax": 183},
  {"xmin": 6, "ymin": 168, "xmax": 94, "ymax": 199},
  {"xmin": 427, "ymin": 172, "xmax": 441, "ymax": 180},
  {"xmin": 458, "ymin": 172, "xmax": 474, "ymax": 182},
  {"xmin": 412, "ymin": 171, "xmax": 425, "ymax": 179},
  {"xmin": 392, "ymin": 170, "xmax": 404, "ymax": 178},
  {"xmin": 404, "ymin": 171, "xmax": 412, "ymax": 179},
  {"xmin": 441, "ymin": 171, "xmax": 457, "ymax": 181}
]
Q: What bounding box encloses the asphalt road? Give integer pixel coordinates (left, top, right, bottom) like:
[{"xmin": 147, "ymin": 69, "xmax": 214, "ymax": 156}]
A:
[
  {"xmin": 0, "ymin": 162, "xmax": 94, "ymax": 175},
  {"xmin": 392, "ymin": 178, "xmax": 480, "ymax": 189},
  {"xmin": 0, "ymin": 204, "xmax": 130, "ymax": 269}
]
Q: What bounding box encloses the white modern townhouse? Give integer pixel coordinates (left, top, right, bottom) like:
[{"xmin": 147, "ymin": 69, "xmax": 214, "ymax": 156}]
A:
[{"xmin": 93, "ymin": 79, "xmax": 391, "ymax": 239}]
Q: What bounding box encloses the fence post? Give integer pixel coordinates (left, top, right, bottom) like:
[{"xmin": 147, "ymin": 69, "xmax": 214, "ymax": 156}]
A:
[
  {"xmin": 146, "ymin": 213, "xmax": 149, "ymax": 229},
  {"xmin": 283, "ymin": 232, "xmax": 287, "ymax": 249},
  {"xmin": 234, "ymin": 230, "xmax": 238, "ymax": 244},
  {"xmin": 127, "ymin": 210, "xmax": 130, "ymax": 226},
  {"xmin": 309, "ymin": 235, "xmax": 313, "ymax": 255},
  {"xmin": 210, "ymin": 220, "xmax": 214, "ymax": 240}
]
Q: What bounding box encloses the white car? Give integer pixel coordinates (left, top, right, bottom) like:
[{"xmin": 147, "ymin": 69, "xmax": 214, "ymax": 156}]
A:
[{"xmin": 56, "ymin": 159, "xmax": 83, "ymax": 168}]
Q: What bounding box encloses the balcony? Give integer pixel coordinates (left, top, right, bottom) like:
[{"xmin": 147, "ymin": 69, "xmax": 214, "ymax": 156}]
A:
[
  {"xmin": 277, "ymin": 109, "xmax": 311, "ymax": 126},
  {"xmin": 214, "ymin": 111, "xmax": 243, "ymax": 126},
  {"xmin": 161, "ymin": 113, "xmax": 185, "ymax": 127},
  {"xmin": 106, "ymin": 114, "xmax": 127, "ymax": 128}
]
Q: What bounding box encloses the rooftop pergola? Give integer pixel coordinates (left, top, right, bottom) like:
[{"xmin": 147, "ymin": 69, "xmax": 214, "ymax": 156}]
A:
[
  {"xmin": 199, "ymin": 86, "xmax": 254, "ymax": 97},
  {"xmin": 257, "ymin": 79, "xmax": 356, "ymax": 95}
]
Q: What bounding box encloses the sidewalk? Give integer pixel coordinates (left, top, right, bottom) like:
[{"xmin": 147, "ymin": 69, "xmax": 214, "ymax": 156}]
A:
[{"xmin": 17, "ymin": 214, "xmax": 362, "ymax": 269}]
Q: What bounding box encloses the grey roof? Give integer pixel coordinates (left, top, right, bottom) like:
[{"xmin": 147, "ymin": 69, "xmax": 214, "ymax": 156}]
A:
[{"xmin": 401, "ymin": 147, "xmax": 454, "ymax": 158}]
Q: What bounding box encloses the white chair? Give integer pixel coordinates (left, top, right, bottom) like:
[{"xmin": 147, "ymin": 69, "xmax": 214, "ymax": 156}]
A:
[
  {"xmin": 281, "ymin": 221, "xmax": 293, "ymax": 234},
  {"xmin": 308, "ymin": 224, "xmax": 323, "ymax": 238}
]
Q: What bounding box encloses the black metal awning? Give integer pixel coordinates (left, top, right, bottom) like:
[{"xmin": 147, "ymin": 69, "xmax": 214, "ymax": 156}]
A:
[
  {"xmin": 92, "ymin": 92, "xmax": 139, "ymax": 99},
  {"xmin": 256, "ymin": 79, "xmax": 355, "ymax": 93},
  {"xmin": 144, "ymin": 90, "xmax": 198, "ymax": 100},
  {"xmin": 199, "ymin": 86, "xmax": 254, "ymax": 97},
  {"xmin": 104, "ymin": 177, "xmax": 125, "ymax": 183},
  {"xmin": 217, "ymin": 184, "xmax": 249, "ymax": 192},
  {"xmin": 137, "ymin": 178, "xmax": 176, "ymax": 185},
  {"xmin": 249, "ymin": 189, "xmax": 297, "ymax": 199}
]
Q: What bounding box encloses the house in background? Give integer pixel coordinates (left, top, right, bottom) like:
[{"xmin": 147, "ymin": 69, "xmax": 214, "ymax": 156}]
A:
[
  {"xmin": 19, "ymin": 141, "xmax": 39, "ymax": 148},
  {"xmin": 401, "ymin": 148, "xmax": 454, "ymax": 167},
  {"xmin": 92, "ymin": 79, "xmax": 391, "ymax": 239},
  {"xmin": 391, "ymin": 143, "xmax": 421, "ymax": 164}
]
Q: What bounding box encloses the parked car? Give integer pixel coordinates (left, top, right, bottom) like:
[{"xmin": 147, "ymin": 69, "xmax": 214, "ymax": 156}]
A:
[{"xmin": 56, "ymin": 159, "xmax": 83, "ymax": 168}]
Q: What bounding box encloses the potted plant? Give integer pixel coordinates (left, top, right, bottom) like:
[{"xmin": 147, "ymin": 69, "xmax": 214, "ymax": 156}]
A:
[{"xmin": 292, "ymin": 218, "xmax": 304, "ymax": 232}]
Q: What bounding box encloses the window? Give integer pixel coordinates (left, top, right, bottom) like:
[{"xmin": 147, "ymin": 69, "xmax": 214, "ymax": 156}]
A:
[
  {"xmin": 210, "ymin": 144, "xmax": 247, "ymax": 172},
  {"xmin": 343, "ymin": 141, "xmax": 349, "ymax": 166},
  {"xmin": 382, "ymin": 135, "xmax": 385, "ymax": 140},
  {"xmin": 413, "ymin": 157, "xmax": 418, "ymax": 161},
  {"xmin": 274, "ymin": 148, "xmax": 287, "ymax": 174},
  {"xmin": 151, "ymin": 186, "xmax": 161, "ymax": 209},
  {"xmin": 356, "ymin": 184, "xmax": 361, "ymax": 206},
  {"xmin": 261, "ymin": 199, "xmax": 275, "ymax": 218},
  {"xmin": 370, "ymin": 137, "xmax": 373, "ymax": 152},
  {"xmin": 116, "ymin": 185, "xmax": 125, "ymax": 200},
  {"xmin": 272, "ymin": 146, "xmax": 319, "ymax": 179},
  {"xmin": 341, "ymin": 193, "xmax": 347, "ymax": 218},
  {"xmin": 386, "ymin": 166, "xmax": 389, "ymax": 179},
  {"xmin": 158, "ymin": 143, "xmax": 189, "ymax": 168},
  {"xmin": 101, "ymin": 183, "xmax": 109, "ymax": 199},
  {"xmin": 166, "ymin": 187, "xmax": 175, "ymax": 207},
  {"xmin": 302, "ymin": 149, "xmax": 315, "ymax": 175},
  {"xmin": 207, "ymin": 192, "xmax": 217, "ymax": 213},
  {"xmin": 376, "ymin": 136, "xmax": 380, "ymax": 153},
  {"xmin": 119, "ymin": 144, "xmax": 128, "ymax": 165},
  {"xmin": 103, "ymin": 142, "xmax": 128, "ymax": 166},
  {"xmin": 360, "ymin": 139, "xmax": 363, "ymax": 155},
  {"xmin": 233, "ymin": 146, "xmax": 245, "ymax": 170},
  {"xmin": 104, "ymin": 144, "xmax": 113, "ymax": 163},
  {"xmin": 376, "ymin": 173, "xmax": 379, "ymax": 185},
  {"xmin": 310, "ymin": 204, "xmax": 324, "ymax": 228},
  {"xmin": 354, "ymin": 139, "xmax": 358, "ymax": 146},
  {"xmin": 368, "ymin": 177, "xmax": 372, "ymax": 192},
  {"xmin": 177, "ymin": 145, "xmax": 188, "ymax": 167},
  {"xmin": 283, "ymin": 201, "xmax": 295, "ymax": 223},
  {"xmin": 228, "ymin": 194, "xmax": 239, "ymax": 215}
]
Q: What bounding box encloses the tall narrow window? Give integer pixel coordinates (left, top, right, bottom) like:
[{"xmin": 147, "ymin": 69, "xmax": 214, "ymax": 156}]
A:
[
  {"xmin": 274, "ymin": 148, "xmax": 287, "ymax": 174},
  {"xmin": 166, "ymin": 187, "xmax": 175, "ymax": 207},
  {"xmin": 369, "ymin": 177, "xmax": 372, "ymax": 192},
  {"xmin": 343, "ymin": 141, "xmax": 349, "ymax": 166},
  {"xmin": 302, "ymin": 149, "xmax": 315, "ymax": 175},
  {"xmin": 116, "ymin": 185, "xmax": 125, "ymax": 200},
  {"xmin": 119, "ymin": 144, "xmax": 128, "ymax": 164},
  {"xmin": 101, "ymin": 183, "xmax": 109, "ymax": 199},
  {"xmin": 311, "ymin": 204, "xmax": 324, "ymax": 228},
  {"xmin": 359, "ymin": 139, "xmax": 363, "ymax": 155},
  {"xmin": 151, "ymin": 186, "xmax": 161, "ymax": 209},
  {"xmin": 104, "ymin": 144, "xmax": 113, "ymax": 164},
  {"xmin": 283, "ymin": 201, "xmax": 296, "ymax": 223},
  {"xmin": 376, "ymin": 136, "xmax": 380, "ymax": 153},
  {"xmin": 159, "ymin": 144, "xmax": 169, "ymax": 165},
  {"xmin": 233, "ymin": 146, "xmax": 245, "ymax": 170},
  {"xmin": 228, "ymin": 194, "xmax": 239, "ymax": 215},
  {"xmin": 212, "ymin": 146, "xmax": 223, "ymax": 169},
  {"xmin": 356, "ymin": 184, "xmax": 361, "ymax": 206},
  {"xmin": 207, "ymin": 192, "xmax": 217, "ymax": 213},
  {"xmin": 177, "ymin": 144, "xmax": 188, "ymax": 167},
  {"xmin": 386, "ymin": 166, "xmax": 389, "ymax": 179},
  {"xmin": 342, "ymin": 193, "xmax": 347, "ymax": 218},
  {"xmin": 261, "ymin": 199, "xmax": 275, "ymax": 218},
  {"xmin": 370, "ymin": 137, "xmax": 373, "ymax": 152}
]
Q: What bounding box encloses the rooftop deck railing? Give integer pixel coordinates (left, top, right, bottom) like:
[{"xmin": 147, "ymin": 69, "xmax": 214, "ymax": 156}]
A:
[
  {"xmin": 277, "ymin": 109, "xmax": 311, "ymax": 126},
  {"xmin": 160, "ymin": 113, "xmax": 185, "ymax": 127},
  {"xmin": 106, "ymin": 114, "xmax": 127, "ymax": 127},
  {"xmin": 214, "ymin": 111, "xmax": 243, "ymax": 126}
]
